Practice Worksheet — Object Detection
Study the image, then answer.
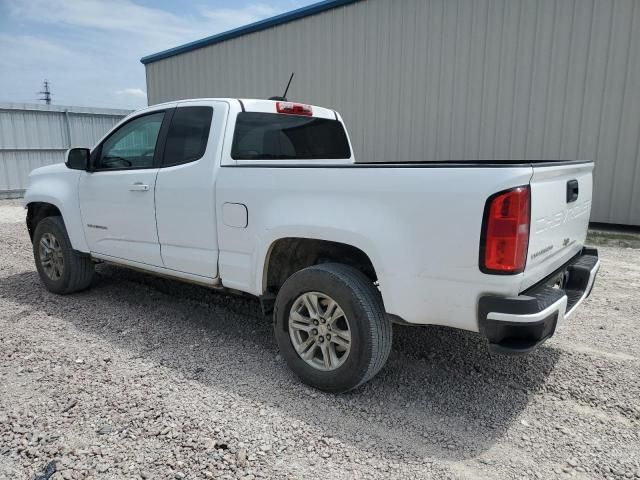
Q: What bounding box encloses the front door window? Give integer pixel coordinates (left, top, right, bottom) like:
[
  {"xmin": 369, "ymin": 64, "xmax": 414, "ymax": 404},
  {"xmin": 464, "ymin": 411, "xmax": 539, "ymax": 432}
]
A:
[{"xmin": 97, "ymin": 112, "xmax": 165, "ymax": 170}]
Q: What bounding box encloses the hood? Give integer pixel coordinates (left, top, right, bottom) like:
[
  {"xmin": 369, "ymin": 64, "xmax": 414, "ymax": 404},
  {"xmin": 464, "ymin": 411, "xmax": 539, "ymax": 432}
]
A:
[{"xmin": 29, "ymin": 162, "xmax": 69, "ymax": 178}]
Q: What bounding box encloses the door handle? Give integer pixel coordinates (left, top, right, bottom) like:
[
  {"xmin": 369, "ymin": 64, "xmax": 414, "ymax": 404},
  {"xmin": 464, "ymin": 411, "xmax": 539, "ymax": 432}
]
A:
[
  {"xmin": 566, "ymin": 179, "xmax": 579, "ymax": 203},
  {"xmin": 129, "ymin": 182, "xmax": 150, "ymax": 192}
]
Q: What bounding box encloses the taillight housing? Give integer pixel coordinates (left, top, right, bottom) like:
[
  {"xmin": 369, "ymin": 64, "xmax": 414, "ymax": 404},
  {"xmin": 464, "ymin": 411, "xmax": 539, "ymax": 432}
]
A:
[
  {"xmin": 480, "ymin": 186, "xmax": 531, "ymax": 274},
  {"xmin": 276, "ymin": 101, "xmax": 313, "ymax": 116}
]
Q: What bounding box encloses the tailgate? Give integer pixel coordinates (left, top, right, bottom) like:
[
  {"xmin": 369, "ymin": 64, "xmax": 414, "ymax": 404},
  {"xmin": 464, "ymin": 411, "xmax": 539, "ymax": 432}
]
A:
[{"xmin": 522, "ymin": 162, "xmax": 594, "ymax": 291}]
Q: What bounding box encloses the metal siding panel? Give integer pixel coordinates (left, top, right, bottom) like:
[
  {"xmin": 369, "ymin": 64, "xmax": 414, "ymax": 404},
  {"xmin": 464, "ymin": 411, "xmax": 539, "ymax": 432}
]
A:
[
  {"xmin": 592, "ymin": 0, "xmax": 634, "ymax": 223},
  {"xmin": 493, "ymin": 0, "xmax": 520, "ymax": 160},
  {"xmin": 434, "ymin": 0, "xmax": 455, "ymax": 160},
  {"xmin": 397, "ymin": 0, "xmax": 418, "ymax": 162},
  {"xmin": 0, "ymin": 110, "xmax": 63, "ymax": 149},
  {"xmin": 144, "ymin": 0, "xmax": 640, "ymax": 225},
  {"xmin": 478, "ymin": 0, "xmax": 503, "ymax": 159},
  {"xmin": 606, "ymin": 0, "xmax": 638, "ymax": 224},
  {"xmin": 579, "ymin": 0, "xmax": 614, "ymax": 222},
  {"xmin": 406, "ymin": 0, "xmax": 427, "ymax": 161},
  {"xmin": 449, "ymin": 0, "xmax": 472, "ymax": 160},
  {"xmin": 146, "ymin": 64, "xmax": 154, "ymax": 104},
  {"xmin": 382, "ymin": 1, "xmax": 400, "ymax": 163},
  {"xmin": 387, "ymin": 3, "xmax": 406, "ymax": 162},
  {"xmin": 0, "ymin": 150, "xmax": 65, "ymax": 191},
  {"xmin": 525, "ymin": 0, "xmax": 555, "ymax": 159},
  {"xmin": 159, "ymin": 59, "xmax": 170, "ymax": 101},
  {"xmin": 0, "ymin": 105, "xmax": 128, "ymax": 192},
  {"xmin": 560, "ymin": 0, "xmax": 593, "ymax": 160},
  {"xmin": 508, "ymin": 0, "xmax": 537, "ymax": 160},
  {"xmin": 358, "ymin": 0, "xmax": 379, "ymax": 162},
  {"xmin": 625, "ymin": 3, "xmax": 640, "ymax": 225},
  {"xmin": 541, "ymin": 0, "xmax": 573, "ymax": 160},
  {"xmin": 463, "ymin": 0, "xmax": 488, "ymax": 160}
]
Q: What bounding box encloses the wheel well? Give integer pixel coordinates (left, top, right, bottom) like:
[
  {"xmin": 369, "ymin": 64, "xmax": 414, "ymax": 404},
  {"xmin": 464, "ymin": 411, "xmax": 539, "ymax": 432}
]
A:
[
  {"xmin": 26, "ymin": 202, "xmax": 62, "ymax": 242},
  {"xmin": 263, "ymin": 238, "xmax": 377, "ymax": 295}
]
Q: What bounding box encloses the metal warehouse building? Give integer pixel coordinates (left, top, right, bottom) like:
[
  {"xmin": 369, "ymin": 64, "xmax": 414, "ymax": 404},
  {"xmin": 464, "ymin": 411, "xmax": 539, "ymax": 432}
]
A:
[{"xmin": 141, "ymin": 0, "xmax": 640, "ymax": 226}]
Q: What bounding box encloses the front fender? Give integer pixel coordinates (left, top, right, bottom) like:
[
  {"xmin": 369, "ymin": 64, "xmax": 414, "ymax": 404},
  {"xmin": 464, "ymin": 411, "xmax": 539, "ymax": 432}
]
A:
[{"xmin": 24, "ymin": 166, "xmax": 89, "ymax": 253}]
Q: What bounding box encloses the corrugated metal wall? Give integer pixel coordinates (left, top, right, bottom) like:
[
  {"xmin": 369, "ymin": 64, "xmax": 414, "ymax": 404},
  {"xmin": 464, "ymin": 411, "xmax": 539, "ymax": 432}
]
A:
[
  {"xmin": 145, "ymin": 0, "xmax": 640, "ymax": 226},
  {"xmin": 0, "ymin": 103, "xmax": 130, "ymax": 197}
]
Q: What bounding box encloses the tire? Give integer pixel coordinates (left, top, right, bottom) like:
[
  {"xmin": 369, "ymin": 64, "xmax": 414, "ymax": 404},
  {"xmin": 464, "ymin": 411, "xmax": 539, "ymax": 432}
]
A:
[
  {"xmin": 274, "ymin": 263, "xmax": 392, "ymax": 393},
  {"xmin": 33, "ymin": 216, "xmax": 95, "ymax": 294}
]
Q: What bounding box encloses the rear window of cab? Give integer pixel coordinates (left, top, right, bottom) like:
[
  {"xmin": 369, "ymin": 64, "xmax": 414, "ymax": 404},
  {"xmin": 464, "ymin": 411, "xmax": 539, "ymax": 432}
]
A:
[{"xmin": 231, "ymin": 112, "xmax": 351, "ymax": 160}]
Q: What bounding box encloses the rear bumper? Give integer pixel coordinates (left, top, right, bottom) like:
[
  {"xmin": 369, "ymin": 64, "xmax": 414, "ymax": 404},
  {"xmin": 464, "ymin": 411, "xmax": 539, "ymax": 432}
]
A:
[{"xmin": 478, "ymin": 247, "xmax": 600, "ymax": 355}]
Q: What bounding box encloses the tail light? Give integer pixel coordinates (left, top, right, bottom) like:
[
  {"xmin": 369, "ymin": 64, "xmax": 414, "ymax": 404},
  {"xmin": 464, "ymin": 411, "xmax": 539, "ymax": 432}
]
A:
[
  {"xmin": 276, "ymin": 101, "xmax": 313, "ymax": 116},
  {"xmin": 480, "ymin": 186, "xmax": 531, "ymax": 274}
]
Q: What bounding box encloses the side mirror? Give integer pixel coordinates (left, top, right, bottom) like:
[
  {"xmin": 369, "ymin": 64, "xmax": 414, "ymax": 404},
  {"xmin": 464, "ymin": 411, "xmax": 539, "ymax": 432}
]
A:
[{"xmin": 65, "ymin": 148, "xmax": 90, "ymax": 171}]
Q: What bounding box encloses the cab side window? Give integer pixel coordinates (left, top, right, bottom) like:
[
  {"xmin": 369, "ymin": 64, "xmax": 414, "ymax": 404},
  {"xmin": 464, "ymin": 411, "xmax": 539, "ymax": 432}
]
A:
[
  {"xmin": 97, "ymin": 112, "xmax": 165, "ymax": 170},
  {"xmin": 162, "ymin": 106, "xmax": 213, "ymax": 167}
]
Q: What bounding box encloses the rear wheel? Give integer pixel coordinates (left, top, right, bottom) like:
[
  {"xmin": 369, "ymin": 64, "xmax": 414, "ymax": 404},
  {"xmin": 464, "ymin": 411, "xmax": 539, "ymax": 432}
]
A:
[
  {"xmin": 274, "ymin": 263, "xmax": 392, "ymax": 393},
  {"xmin": 33, "ymin": 216, "xmax": 95, "ymax": 294}
]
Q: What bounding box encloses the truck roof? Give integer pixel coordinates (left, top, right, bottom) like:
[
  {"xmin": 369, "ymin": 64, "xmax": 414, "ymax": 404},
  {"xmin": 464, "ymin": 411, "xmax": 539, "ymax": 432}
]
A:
[{"xmin": 137, "ymin": 98, "xmax": 339, "ymax": 120}]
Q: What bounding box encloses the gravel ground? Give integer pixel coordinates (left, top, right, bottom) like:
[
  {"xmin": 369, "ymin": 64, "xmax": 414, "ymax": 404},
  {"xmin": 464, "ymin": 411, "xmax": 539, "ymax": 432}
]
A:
[
  {"xmin": 0, "ymin": 199, "xmax": 24, "ymax": 223},
  {"xmin": 0, "ymin": 201, "xmax": 638, "ymax": 480}
]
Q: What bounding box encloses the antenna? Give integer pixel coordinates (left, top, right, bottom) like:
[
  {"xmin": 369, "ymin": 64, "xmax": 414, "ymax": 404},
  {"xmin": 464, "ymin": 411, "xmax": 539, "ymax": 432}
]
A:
[
  {"xmin": 268, "ymin": 72, "xmax": 295, "ymax": 101},
  {"xmin": 282, "ymin": 72, "xmax": 294, "ymax": 99},
  {"xmin": 38, "ymin": 80, "xmax": 52, "ymax": 105}
]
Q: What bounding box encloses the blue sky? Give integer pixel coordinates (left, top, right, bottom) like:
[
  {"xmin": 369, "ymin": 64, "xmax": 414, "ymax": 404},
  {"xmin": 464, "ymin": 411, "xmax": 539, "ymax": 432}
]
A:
[{"xmin": 0, "ymin": 0, "xmax": 316, "ymax": 109}]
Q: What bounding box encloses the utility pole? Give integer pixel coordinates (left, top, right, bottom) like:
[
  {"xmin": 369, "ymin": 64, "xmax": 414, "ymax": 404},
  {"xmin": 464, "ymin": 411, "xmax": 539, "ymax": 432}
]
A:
[{"xmin": 38, "ymin": 80, "xmax": 52, "ymax": 104}]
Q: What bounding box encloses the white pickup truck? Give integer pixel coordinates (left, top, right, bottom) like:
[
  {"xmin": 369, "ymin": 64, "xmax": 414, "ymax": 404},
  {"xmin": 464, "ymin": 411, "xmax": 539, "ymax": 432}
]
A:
[{"xmin": 24, "ymin": 98, "xmax": 600, "ymax": 392}]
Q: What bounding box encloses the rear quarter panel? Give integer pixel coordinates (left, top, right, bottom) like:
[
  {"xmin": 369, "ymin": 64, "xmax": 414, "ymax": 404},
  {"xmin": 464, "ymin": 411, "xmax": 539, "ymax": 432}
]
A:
[{"xmin": 216, "ymin": 164, "xmax": 534, "ymax": 331}]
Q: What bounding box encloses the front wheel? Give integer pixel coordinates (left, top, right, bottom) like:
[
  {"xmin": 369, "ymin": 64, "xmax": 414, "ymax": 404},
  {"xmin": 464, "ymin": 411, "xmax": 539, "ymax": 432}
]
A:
[
  {"xmin": 33, "ymin": 216, "xmax": 95, "ymax": 294},
  {"xmin": 274, "ymin": 263, "xmax": 392, "ymax": 393}
]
